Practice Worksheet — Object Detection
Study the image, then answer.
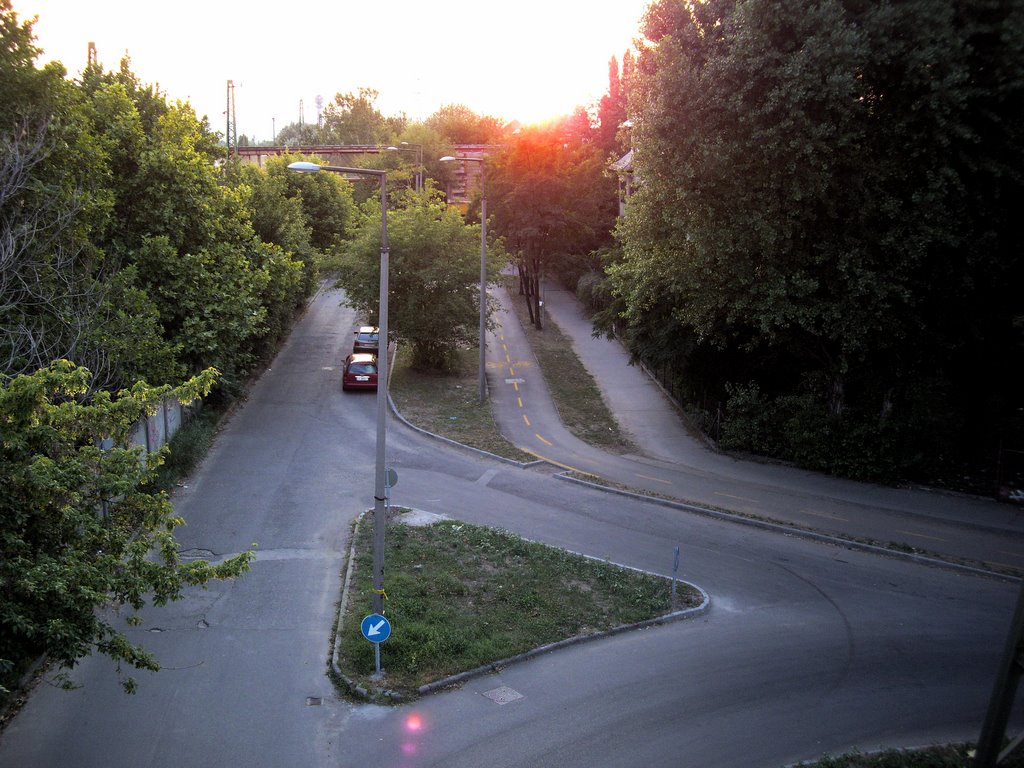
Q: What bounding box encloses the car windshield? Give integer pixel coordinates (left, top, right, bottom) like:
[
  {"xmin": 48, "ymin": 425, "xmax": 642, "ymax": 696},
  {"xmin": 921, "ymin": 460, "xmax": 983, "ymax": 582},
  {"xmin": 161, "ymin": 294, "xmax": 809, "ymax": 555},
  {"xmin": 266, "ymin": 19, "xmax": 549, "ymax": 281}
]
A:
[
  {"xmin": 348, "ymin": 363, "xmax": 376, "ymax": 375},
  {"xmin": 357, "ymin": 332, "xmax": 378, "ymax": 343}
]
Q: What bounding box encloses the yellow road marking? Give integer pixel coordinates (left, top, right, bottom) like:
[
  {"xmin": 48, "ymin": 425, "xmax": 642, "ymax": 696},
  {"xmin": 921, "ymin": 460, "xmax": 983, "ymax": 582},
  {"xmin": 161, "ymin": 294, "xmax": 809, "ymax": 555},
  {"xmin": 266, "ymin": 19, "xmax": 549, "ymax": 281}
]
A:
[
  {"xmin": 895, "ymin": 529, "xmax": 947, "ymax": 543},
  {"xmin": 513, "ymin": 381, "xmax": 519, "ymax": 392},
  {"xmin": 520, "ymin": 448, "xmax": 597, "ymax": 477},
  {"xmin": 508, "ymin": 367, "xmax": 515, "ymax": 377},
  {"xmin": 636, "ymin": 473, "xmax": 672, "ymax": 486},
  {"xmin": 535, "ymin": 434, "xmax": 553, "ymax": 446},
  {"xmin": 522, "ymin": 414, "xmax": 531, "ymax": 427},
  {"xmin": 714, "ymin": 492, "xmax": 759, "ymax": 504},
  {"xmin": 517, "ymin": 397, "xmax": 523, "ymax": 408}
]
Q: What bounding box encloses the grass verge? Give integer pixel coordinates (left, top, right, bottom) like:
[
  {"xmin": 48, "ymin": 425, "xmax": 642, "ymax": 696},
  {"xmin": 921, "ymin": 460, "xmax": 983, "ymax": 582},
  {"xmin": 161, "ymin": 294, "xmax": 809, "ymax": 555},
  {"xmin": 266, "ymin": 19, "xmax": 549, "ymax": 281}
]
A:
[
  {"xmin": 389, "ymin": 344, "xmax": 534, "ymax": 462},
  {"xmin": 502, "ymin": 278, "xmax": 635, "ymax": 453},
  {"xmin": 335, "ymin": 511, "xmax": 702, "ymax": 699}
]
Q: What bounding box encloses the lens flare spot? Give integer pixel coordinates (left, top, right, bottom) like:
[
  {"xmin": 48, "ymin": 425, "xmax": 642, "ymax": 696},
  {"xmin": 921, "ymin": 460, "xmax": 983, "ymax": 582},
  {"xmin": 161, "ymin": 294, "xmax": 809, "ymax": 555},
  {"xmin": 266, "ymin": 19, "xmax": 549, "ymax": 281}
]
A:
[
  {"xmin": 405, "ymin": 713, "xmax": 424, "ymax": 732},
  {"xmin": 402, "ymin": 742, "xmax": 418, "ymax": 755}
]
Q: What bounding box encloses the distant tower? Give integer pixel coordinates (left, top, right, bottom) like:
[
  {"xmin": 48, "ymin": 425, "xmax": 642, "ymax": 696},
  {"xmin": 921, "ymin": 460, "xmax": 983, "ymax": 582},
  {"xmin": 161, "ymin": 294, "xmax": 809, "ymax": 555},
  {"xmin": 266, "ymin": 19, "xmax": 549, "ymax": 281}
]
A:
[
  {"xmin": 87, "ymin": 42, "xmax": 97, "ymax": 67},
  {"xmin": 299, "ymin": 99, "xmax": 304, "ymax": 128},
  {"xmin": 225, "ymin": 80, "xmax": 237, "ymax": 157},
  {"xmin": 315, "ymin": 94, "xmax": 324, "ymax": 129}
]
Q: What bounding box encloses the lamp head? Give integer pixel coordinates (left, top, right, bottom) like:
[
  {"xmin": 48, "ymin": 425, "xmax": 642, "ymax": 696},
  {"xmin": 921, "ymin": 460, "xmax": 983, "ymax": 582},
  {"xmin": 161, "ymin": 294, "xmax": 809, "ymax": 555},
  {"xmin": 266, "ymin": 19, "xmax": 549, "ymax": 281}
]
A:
[{"xmin": 287, "ymin": 161, "xmax": 321, "ymax": 173}]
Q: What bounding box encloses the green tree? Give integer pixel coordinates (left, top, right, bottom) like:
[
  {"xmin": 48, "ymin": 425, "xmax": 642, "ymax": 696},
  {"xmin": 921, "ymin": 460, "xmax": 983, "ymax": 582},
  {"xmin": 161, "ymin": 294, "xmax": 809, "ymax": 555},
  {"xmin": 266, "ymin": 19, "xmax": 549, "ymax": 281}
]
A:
[
  {"xmin": 0, "ymin": 2, "xmax": 122, "ymax": 385},
  {"xmin": 0, "ymin": 361, "xmax": 253, "ymax": 695},
  {"xmin": 320, "ymin": 88, "xmax": 393, "ymax": 145},
  {"xmin": 488, "ymin": 123, "xmax": 617, "ymax": 328},
  {"xmin": 608, "ymin": 0, "xmax": 1024, "ymax": 483},
  {"xmin": 273, "ymin": 154, "xmax": 357, "ymax": 256},
  {"xmin": 336, "ymin": 189, "xmax": 505, "ymax": 370},
  {"xmin": 425, "ymin": 103, "xmax": 505, "ymax": 145}
]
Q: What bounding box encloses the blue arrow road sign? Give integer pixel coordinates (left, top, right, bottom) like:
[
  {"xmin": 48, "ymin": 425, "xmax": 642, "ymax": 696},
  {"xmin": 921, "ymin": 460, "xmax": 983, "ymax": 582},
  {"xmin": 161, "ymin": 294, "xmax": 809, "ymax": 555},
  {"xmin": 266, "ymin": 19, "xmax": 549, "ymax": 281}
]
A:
[{"xmin": 360, "ymin": 613, "xmax": 391, "ymax": 644}]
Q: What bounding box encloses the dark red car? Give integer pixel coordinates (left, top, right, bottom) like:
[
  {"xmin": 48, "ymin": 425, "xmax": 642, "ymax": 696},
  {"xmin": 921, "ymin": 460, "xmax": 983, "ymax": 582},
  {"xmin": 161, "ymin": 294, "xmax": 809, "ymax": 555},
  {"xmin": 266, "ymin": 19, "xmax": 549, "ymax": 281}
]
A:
[{"xmin": 342, "ymin": 353, "xmax": 378, "ymax": 391}]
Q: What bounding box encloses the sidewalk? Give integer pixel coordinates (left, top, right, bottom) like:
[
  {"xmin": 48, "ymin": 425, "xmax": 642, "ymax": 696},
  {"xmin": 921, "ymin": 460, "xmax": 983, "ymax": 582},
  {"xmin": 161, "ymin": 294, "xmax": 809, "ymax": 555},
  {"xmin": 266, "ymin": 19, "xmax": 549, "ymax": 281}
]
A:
[{"xmin": 535, "ymin": 284, "xmax": 1024, "ymax": 542}]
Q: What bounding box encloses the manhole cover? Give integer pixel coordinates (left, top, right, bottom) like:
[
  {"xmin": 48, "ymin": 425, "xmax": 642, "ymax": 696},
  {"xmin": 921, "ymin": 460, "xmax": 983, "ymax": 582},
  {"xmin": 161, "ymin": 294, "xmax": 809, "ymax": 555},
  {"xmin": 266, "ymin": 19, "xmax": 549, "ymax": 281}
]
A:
[
  {"xmin": 482, "ymin": 686, "xmax": 523, "ymax": 705},
  {"xmin": 305, "ymin": 697, "xmax": 322, "ymax": 706}
]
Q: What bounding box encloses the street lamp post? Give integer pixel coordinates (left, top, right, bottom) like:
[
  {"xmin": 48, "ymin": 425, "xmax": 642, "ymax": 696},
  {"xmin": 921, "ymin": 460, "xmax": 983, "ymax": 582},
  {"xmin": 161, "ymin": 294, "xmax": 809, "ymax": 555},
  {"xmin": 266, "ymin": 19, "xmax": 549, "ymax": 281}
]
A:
[
  {"xmin": 386, "ymin": 142, "xmax": 422, "ymax": 192},
  {"xmin": 440, "ymin": 155, "xmax": 487, "ymax": 403},
  {"xmin": 288, "ymin": 160, "xmax": 390, "ymax": 615}
]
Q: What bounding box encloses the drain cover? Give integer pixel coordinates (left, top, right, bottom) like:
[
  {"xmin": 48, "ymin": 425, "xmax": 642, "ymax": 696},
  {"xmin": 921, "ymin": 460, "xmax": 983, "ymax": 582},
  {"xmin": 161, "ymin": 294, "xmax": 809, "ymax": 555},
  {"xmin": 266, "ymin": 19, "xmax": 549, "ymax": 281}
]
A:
[
  {"xmin": 482, "ymin": 686, "xmax": 523, "ymax": 705},
  {"xmin": 305, "ymin": 697, "xmax": 322, "ymax": 706}
]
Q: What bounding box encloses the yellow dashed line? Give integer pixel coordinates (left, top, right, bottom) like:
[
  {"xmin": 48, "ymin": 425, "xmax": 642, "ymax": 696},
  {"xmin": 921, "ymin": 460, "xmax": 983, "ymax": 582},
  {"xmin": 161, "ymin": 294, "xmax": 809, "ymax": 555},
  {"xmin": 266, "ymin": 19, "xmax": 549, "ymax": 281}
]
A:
[
  {"xmin": 508, "ymin": 367, "xmax": 515, "ymax": 376},
  {"xmin": 522, "ymin": 414, "xmax": 531, "ymax": 427},
  {"xmin": 520, "ymin": 448, "xmax": 597, "ymax": 477},
  {"xmin": 517, "ymin": 397, "xmax": 523, "ymax": 408},
  {"xmin": 513, "ymin": 382, "xmax": 519, "ymax": 392},
  {"xmin": 535, "ymin": 434, "xmax": 553, "ymax": 446},
  {"xmin": 636, "ymin": 473, "xmax": 672, "ymax": 485}
]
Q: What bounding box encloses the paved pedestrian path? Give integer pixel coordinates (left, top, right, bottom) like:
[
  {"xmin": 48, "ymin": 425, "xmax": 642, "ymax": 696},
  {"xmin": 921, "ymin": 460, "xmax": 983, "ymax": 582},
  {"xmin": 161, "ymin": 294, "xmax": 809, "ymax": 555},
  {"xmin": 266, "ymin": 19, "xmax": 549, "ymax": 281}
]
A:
[{"xmin": 484, "ymin": 281, "xmax": 1024, "ymax": 573}]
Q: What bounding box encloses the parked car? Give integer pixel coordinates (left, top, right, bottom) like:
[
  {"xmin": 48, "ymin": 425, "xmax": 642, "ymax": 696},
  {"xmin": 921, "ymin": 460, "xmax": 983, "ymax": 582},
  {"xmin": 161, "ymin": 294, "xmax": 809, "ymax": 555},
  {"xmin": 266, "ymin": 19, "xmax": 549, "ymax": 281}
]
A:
[
  {"xmin": 342, "ymin": 353, "xmax": 378, "ymax": 391},
  {"xmin": 353, "ymin": 326, "xmax": 380, "ymax": 354}
]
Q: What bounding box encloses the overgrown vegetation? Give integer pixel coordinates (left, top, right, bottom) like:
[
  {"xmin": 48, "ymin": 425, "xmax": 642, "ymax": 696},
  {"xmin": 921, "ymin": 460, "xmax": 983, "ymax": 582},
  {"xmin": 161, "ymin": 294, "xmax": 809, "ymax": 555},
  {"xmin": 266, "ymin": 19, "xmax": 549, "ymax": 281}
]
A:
[
  {"xmin": 594, "ymin": 0, "xmax": 1023, "ymax": 493},
  {"xmin": 336, "ymin": 514, "xmax": 701, "ymax": 696}
]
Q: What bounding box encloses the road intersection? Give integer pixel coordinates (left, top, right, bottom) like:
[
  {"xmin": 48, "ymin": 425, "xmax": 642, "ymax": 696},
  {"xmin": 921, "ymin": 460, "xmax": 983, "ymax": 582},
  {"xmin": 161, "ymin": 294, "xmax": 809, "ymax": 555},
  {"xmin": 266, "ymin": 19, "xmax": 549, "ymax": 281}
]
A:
[{"xmin": 0, "ymin": 285, "xmax": 1020, "ymax": 767}]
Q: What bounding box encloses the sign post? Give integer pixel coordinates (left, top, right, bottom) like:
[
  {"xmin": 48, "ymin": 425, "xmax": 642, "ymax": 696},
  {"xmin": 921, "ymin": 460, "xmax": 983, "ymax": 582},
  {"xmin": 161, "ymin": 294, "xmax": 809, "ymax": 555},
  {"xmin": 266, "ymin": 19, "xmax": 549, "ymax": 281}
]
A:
[{"xmin": 360, "ymin": 613, "xmax": 392, "ymax": 678}]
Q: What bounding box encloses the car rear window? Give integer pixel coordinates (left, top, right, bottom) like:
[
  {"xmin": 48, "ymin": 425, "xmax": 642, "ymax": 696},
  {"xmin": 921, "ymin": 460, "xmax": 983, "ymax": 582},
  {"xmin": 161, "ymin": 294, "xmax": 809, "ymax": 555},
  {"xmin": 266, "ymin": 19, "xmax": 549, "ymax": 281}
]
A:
[{"xmin": 348, "ymin": 362, "xmax": 376, "ymax": 374}]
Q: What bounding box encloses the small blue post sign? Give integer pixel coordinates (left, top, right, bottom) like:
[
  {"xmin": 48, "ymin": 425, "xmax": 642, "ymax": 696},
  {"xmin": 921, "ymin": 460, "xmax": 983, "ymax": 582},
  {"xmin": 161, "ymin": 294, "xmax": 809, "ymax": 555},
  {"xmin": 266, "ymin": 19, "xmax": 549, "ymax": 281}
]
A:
[{"xmin": 361, "ymin": 613, "xmax": 392, "ymax": 644}]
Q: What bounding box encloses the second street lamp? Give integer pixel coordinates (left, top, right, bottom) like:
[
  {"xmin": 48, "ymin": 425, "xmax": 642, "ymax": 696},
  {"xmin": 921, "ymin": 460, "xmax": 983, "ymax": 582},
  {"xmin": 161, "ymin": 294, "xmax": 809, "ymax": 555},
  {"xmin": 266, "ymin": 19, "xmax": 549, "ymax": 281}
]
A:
[
  {"xmin": 440, "ymin": 154, "xmax": 487, "ymax": 403},
  {"xmin": 288, "ymin": 160, "xmax": 390, "ymax": 615}
]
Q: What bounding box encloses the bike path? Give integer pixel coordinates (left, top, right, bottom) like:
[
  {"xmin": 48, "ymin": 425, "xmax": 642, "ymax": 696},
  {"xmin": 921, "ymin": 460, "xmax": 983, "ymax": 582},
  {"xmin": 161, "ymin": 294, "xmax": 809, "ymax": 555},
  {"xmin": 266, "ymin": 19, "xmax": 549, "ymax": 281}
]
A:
[{"xmin": 486, "ymin": 282, "xmax": 1024, "ymax": 574}]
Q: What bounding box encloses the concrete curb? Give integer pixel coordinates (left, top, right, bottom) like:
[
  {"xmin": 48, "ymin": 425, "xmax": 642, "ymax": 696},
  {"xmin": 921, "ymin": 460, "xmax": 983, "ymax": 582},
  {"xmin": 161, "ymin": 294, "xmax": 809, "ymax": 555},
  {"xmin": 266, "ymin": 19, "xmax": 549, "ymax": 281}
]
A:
[
  {"xmin": 387, "ymin": 389, "xmax": 544, "ymax": 470},
  {"xmin": 416, "ymin": 587, "xmax": 710, "ymax": 697},
  {"xmin": 383, "ymin": 350, "xmax": 1015, "ymax": 583},
  {"xmin": 386, "ymin": 342, "xmax": 545, "ymax": 470},
  {"xmin": 556, "ymin": 472, "xmax": 1019, "ymax": 583},
  {"xmin": 329, "ymin": 510, "xmax": 711, "ymax": 703}
]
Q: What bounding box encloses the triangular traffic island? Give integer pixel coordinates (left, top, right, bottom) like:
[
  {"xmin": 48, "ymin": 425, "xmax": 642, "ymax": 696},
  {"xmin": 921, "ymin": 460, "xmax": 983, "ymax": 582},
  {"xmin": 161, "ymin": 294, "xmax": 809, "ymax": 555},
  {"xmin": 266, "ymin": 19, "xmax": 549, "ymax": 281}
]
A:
[{"xmin": 330, "ymin": 508, "xmax": 708, "ymax": 703}]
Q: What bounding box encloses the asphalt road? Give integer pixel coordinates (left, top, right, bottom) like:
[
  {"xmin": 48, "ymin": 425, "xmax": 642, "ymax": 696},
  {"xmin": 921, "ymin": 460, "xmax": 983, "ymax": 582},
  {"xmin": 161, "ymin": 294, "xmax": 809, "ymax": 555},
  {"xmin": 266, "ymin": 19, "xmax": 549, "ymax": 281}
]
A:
[{"xmin": 0, "ymin": 286, "xmax": 1019, "ymax": 768}]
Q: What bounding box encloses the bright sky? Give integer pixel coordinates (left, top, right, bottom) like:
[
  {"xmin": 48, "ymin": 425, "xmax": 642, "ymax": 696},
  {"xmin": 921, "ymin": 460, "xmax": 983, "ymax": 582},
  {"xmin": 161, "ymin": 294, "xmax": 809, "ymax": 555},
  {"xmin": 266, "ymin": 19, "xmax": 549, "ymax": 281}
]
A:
[{"xmin": 13, "ymin": 0, "xmax": 652, "ymax": 142}]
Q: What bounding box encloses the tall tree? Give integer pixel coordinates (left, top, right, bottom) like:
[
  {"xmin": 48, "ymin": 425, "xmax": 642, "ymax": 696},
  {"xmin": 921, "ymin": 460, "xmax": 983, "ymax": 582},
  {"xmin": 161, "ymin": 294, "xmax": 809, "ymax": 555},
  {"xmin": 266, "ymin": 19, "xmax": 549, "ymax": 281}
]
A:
[
  {"xmin": 488, "ymin": 123, "xmax": 617, "ymax": 328},
  {"xmin": 0, "ymin": 2, "xmax": 118, "ymax": 385},
  {"xmin": 336, "ymin": 189, "xmax": 504, "ymax": 370},
  {"xmin": 607, "ymin": 0, "xmax": 1024, "ymax": 482},
  {"xmin": 320, "ymin": 88, "xmax": 392, "ymax": 145}
]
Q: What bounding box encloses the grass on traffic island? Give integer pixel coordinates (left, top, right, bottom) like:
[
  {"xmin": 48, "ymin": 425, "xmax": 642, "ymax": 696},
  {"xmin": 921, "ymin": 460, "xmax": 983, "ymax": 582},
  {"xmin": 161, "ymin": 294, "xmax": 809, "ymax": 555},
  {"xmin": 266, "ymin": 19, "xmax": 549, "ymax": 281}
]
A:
[{"xmin": 333, "ymin": 509, "xmax": 703, "ymax": 701}]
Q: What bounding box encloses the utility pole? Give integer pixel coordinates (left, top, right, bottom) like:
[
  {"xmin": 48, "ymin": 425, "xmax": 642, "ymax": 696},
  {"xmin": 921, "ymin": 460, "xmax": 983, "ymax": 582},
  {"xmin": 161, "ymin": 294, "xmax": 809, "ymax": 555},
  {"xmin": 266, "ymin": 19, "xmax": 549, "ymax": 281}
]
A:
[
  {"xmin": 975, "ymin": 580, "xmax": 1024, "ymax": 767},
  {"xmin": 225, "ymin": 80, "xmax": 237, "ymax": 158}
]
